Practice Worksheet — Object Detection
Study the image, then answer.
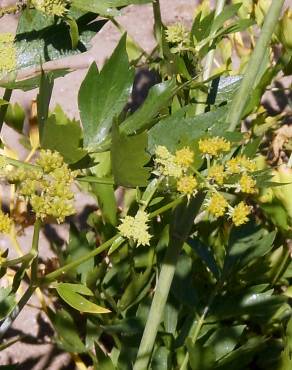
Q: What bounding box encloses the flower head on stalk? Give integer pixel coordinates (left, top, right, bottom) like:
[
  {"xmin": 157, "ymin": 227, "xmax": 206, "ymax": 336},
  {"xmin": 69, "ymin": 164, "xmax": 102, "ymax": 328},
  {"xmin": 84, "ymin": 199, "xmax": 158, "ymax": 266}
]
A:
[{"xmin": 118, "ymin": 210, "xmax": 151, "ymax": 246}]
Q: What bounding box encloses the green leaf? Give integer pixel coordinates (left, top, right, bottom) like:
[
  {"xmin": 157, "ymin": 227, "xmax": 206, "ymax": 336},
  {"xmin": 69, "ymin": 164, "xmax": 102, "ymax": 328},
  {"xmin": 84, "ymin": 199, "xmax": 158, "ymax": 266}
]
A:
[
  {"xmin": 4, "ymin": 103, "xmax": 25, "ymax": 133},
  {"xmin": 55, "ymin": 284, "xmax": 111, "ymax": 313},
  {"xmin": 210, "ymin": 4, "xmax": 242, "ymax": 34},
  {"xmin": 120, "ymin": 79, "xmax": 176, "ymax": 135},
  {"xmin": 111, "ymin": 125, "xmax": 150, "ymax": 187},
  {"xmin": 188, "ymin": 237, "xmax": 220, "ymax": 280},
  {"xmin": 90, "ymin": 183, "xmax": 118, "ymax": 226},
  {"xmin": 118, "ymin": 267, "xmax": 153, "ymax": 311},
  {"xmin": 49, "ymin": 308, "xmax": 86, "ymax": 353},
  {"xmin": 187, "ymin": 340, "xmax": 215, "ymax": 370},
  {"xmin": 37, "ymin": 70, "xmax": 54, "ymax": 139},
  {"xmin": 223, "ymin": 224, "xmax": 276, "ymax": 277},
  {"xmin": 41, "ymin": 106, "xmax": 87, "ymax": 164},
  {"xmin": 65, "ymin": 224, "xmax": 94, "ymax": 281},
  {"xmin": 15, "ymin": 10, "xmax": 106, "ymax": 70},
  {"xmin": 55, "ymin": 283, "xmax": 94, "ymax": 296},
  {"xmin": 0, "ymin": 288, "xmax": 16, "ymax": 320},
  {"xmin": 151, "ymin": 347, "xmax": 171, "ymax": 370},
  {"xmin": 79, "ymin": 34, "xmax": 134, "ymax": 150},
  {"xmin": 71, "ymin": 0, "xmax": 120, "ymax": 17},
  {"xmin": 148, "ymin": 105, "xmax": 228, "ymax": 153},
  {"xmin": 214, "ymin": 337, "xmax": 266, "ymax": 370},
  {"xmin": 204, "ymin": 325, "xmax": 246, "ymax": 361},
  {"xmin": 95, "ymin": 343, "xmax": 116, "ymax": 370}
]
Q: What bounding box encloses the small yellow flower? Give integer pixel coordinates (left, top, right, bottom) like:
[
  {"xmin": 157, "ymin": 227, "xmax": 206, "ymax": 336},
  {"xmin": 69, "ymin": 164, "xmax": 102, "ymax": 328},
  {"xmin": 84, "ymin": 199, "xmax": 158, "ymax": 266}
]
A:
[
  {"xmin": 155, "ymin": 146, "xmax": 172, "ymax": 160},
  {"xmin": 175, "ymin": 147, "xmax": 194, "ymax": 168},
  {"xmin": 36, "ymin": 149, "xmax": 64, "ymax": 173},
  {"xmin": 230, "ymin": 201, "xmax": 251, "ymax": 226},
  {"xmin": 177, "ymin": 175, "xmax": 197, "ymax": 196},
  {"xmin": 0, "ymin": 211, "xmax": 12, "ymax": 234},
  {"xmin": 155, "ymin": 145, "xmax": 183, "ymax": 178},
  {"xmin": 207, "ymin": 193, "xmax": 228, "ymax": 218},
  {"xmin": 239, "ymin": 174, "xmax": 257, "ymax": 194},
  {"xmin": 199, "ymin": 137, "xmax": 231, "ymax": 157},
  {"xmin": 226, "ymin": 158, "xmax": 241, "ymax": 174},
  {"xmin": 0, "ymin": 33, "xmax": 16, "ymax": 73},
  {"xmin": 31, "ymin": 0, "xmax": 69, "ymax": 16},
  {"xmin": 118, "ymin": 210, "xmax": 151, "ymax": 246},
  {"xmin": 208, "ymin": 165, "xmax": 226, "ymax": 185},
  {"xmin": 226, "ymin": 156, "xmax": 256, "ymax": 174},
  {"xmin": 240, "ymin": 156, "xmax": 257, "ymax": 172},
  {"xmin": 165, "ymin": 23, "xmax": 188, "ymax": 44}
]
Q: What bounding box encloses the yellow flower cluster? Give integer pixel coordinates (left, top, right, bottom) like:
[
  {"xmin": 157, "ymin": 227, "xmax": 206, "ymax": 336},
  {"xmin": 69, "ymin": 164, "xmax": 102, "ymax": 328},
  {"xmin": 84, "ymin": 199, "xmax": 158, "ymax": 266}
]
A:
[
  {"xmin": 5, "ymin": 150, "xmax": 77, "ymax": 224},
  {"xmin": 229, "ymin": 202, "xmax": 251, "ymax": 226},
  {"xmin": 239, "ymin": 174, "xmax": 257, "ymax": 194},
  {"xmin": 155, "ymin": 146, "xmax": 198, "ymax": 196},
  {"xmin": 208, "ymin": 164, "xmax": 226, "ymax": 185},
  {"xmin": 31, "ymin": 0, "xmax": 70, "ymax": 16},
  {"xmin": 207, "ymin": 193, "xmax": 228, "ymax": 218},
  {"xmin": 177, "ymin": 176, "xmax": 197, "ymax": 196},
  {"xmin": 0, "ymin": 33, "xmax": 16, "ymax": 73},
  {"xmin": 199, "ymin": 137, "xmax": 231, "ymax": 157},
  {"xmin": 155, "ymin": 145, "xmax": 194, "ymax": 179},
  {"xmin": 0, "ymin": 211, "xmax": 12, "ymax": 234},
  {"xmin": 118, "ymin": 210, "xmax": 151, "ymax": 246},
  {"xmin": 165, "ymin": 23, "xmax": 189, "ymax": 44},
  {"xmin": 226, "ymin": 155, "xmax": 256, "ymax": 174}
]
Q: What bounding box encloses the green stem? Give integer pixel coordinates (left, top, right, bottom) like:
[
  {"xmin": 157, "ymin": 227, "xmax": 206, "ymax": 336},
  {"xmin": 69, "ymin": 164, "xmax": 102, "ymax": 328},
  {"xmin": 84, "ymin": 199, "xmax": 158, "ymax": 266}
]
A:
[
  {"xmin": 227, "ymin": 0, "xmax": 285, "ymax": 131},
  {"xmin": 152, "ymin": 0, "xmax": 164, "ymax": 56},
  {"xmin": 0, "ymin": 154, "xmax": 38, "ymax": 170},
  {"xmin": 149, "ymin": 196, "xmax": 183, "ymax": 218},
  {"xmin": 0, "ymin": 285, "xmax": 36, "ymax": 339},
  {"xmin": 0, "ymin": 89, "xmax": 12, "ymax": 133},
  {"xmin": 133, "ymin": 194, "xmax": 205, "ymax": 370},
  {"xmin": 40, "ymin": 235, "xmax": 118, "ymax": 284},
  {"xmin": 1, "ymin": 252, "xmax": 36, "ymax": 268},
  {"xmin": 195, "ymin": 0, "xmax": 226, "ymax": 115},
  {"xmin": 31, "ymin": 218, "xmax": 42, "ymax": 283}
]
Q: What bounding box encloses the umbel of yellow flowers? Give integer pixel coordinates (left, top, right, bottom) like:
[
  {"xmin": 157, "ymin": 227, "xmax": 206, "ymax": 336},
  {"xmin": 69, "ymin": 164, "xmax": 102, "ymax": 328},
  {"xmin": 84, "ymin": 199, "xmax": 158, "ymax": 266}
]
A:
[{"xmin": 31, "ymin": 0, "xmax": 70, "ymax": 16}]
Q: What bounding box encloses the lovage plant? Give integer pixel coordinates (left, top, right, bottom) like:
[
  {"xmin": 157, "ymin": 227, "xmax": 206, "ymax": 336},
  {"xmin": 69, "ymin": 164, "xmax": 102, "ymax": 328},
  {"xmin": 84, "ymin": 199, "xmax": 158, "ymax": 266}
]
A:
[{"xmin": 0, "ymin": 0, "xmax": 291, "ymax": 369}]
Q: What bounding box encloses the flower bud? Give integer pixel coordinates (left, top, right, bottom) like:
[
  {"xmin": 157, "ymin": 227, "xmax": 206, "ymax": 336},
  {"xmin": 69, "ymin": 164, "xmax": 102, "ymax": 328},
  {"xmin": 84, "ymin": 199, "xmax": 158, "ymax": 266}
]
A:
[{"xmin": 279, "ymin": 9, "xmax": 292, "ymax": 50}]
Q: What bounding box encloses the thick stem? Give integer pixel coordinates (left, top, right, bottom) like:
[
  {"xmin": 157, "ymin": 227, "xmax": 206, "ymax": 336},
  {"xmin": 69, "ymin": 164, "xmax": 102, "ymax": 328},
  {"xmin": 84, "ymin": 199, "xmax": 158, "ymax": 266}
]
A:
[
  {"xmin": 227, "ymin": 0, "xmax": 285, "ymax": 131},
  {"xmin": 133, "ymin": 194, "xmax": 205, "ymax": 370},
  {"xmin": 195, "ymin": 0, "xmax": 226, "ymax": 115}
]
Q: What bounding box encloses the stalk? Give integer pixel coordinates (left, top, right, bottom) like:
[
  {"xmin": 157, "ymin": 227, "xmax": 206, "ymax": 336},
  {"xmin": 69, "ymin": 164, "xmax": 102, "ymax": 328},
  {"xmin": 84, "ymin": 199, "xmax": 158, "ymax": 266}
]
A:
[
  {"xmin": 0, "ymin": 89, "xmax": 12, "ymax": 133},
  {"xmin": 31, "ymin": 219, "xmax": 42, "ymax": 283},
  {"xmin": 195, "ymin": 0, "xmax": 226, "ymax": 115},
  {"xmin": 227, "ymin": 0, "xmax": 285, "ymax": 131},
  {"xmin": 152, "ymin": 0, "xmax": 164, "ymax": 56},
  {"xmin": 133, "ymin": 194, "xmax": 205, "ymax": 370}
]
